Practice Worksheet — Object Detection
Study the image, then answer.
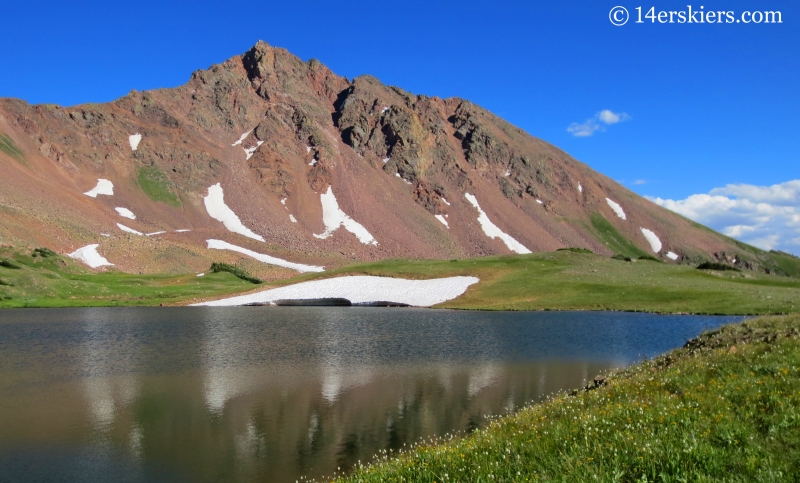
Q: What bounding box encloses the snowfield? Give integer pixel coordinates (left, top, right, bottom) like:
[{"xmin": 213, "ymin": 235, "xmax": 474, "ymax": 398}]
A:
[
  {"xmin": 666, "ymin": 251, "xmax": 679, "ymax": 260},
  {"xmin": 640, "ymin": 228, "xmax": 663, "ymax": 253},
  {"xmin": 115, "ymin": 207, "xmax": 136, "ymax": 220},
  {"xmin": 204, "ymin": 183, "xmax": 265, "ymax": 242},
  {"xmin": 464, "ymin": 193, "xmax": 531, "ymax": 255},
  {"xmin": 232, "ymin": 130, "xmax": 252, "ymax": 146},
  {"xmin": 194, "ymin": 275, "xmax": 480, "ymax": 307},
  {"xmin": 128, "ymin": 134, "xmax": 142, "ymax": 151},
  {"xmin": 244, "ymin": 141, "xmax": 264, "ymax": 160},
  {"xmin": 435, "ymin": 214, "xmax": 449, "ymax": 228},
  {"xmin": 605, "ymin": 198, "xmax": 627, "ymax": 220},
  {"xmin": 83, "ymin": 179, "xmax": 114, "ymax": 198},
  {"xmin": 313, "ymin": 186, "xmax": 378, "ymax": 245},
  {"xmin": 117, "ymin": 223, "xmax": 143, "ymax": 235},
  {"xmin": 68, "ymin": 244, "xmax": 113, "ymax": 268},
  {"xmin": 206, "ymin": 239, "xmax": 324, "ymax": 273}
]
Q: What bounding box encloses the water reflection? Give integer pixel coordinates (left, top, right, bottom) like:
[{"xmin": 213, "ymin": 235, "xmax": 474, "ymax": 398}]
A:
[{"xmin": 0, "ymin": 308, "xmax": 741, "ymax": 483}]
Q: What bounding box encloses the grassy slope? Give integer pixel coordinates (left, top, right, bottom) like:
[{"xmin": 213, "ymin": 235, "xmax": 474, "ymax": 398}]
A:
[
  {"xmin": 0, "ymin": 247, "xmax": 259, "ymax": 308},
  {"xmin": 3, "ymin": 248, "xmax": 800, "ymax": 313},
  {"xmin": 310, "ymin": 251, "xmax": 800, "ymax": 315},
  {"xmin": 335, "ymin": 314, "xmax": 800, "ymax": 483}
]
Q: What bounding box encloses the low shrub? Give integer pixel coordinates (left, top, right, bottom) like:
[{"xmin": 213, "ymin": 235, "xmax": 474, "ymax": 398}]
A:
[
  {"xmin": 32, "ymin": 247, "xmax": 58, "ymax": 258},
  {"xmin": 209, "ymin": 262, "xmax": 262, "ymax": 284},
  {"xmin": 557, "ymin": 247, "xmax": 594, "ymax": 254},
  {"xmin": 611, "ymin": 254, "xmax": 632, "ymax": 262},
  {"xmin": 0, "ymin": 259, "xmax": 22, "ymax": 269},
  {"xmin": 697, "ymin": 262, "xmax": 740, "ymax": 272},
  {"xmin": 638, "ymin": 254, "xmax": 662, "ymax": 262}
]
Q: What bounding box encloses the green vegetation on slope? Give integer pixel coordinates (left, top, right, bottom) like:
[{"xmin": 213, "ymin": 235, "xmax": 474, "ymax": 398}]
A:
[
  {"xmin": 0, "ymin": 133, "xmax": 25, "ymax": 163},
  {"xmin": 589, "ymin": 212, "xmax": 649, "ymax": 259},
  {"xmin": 3, "ymin": 247, "xmax": 800, "ymax": 313},
  {"xmin": 209, "ymin": 262, "xmax": 263, "ymax": 284},
  {"xmin": 309, "ymin": 251, "xmax": 800, "ymax": 315},
  {"xmin": 335, "ymin": 314, "xmax": 800, "ymax": 483},
  {"xmin": 0, "ymin": 247, "xmax": 260, "ymax": 308},
  {"xmin": 137, "ymin": 166, "xmax": 180, "ymax": 207}
]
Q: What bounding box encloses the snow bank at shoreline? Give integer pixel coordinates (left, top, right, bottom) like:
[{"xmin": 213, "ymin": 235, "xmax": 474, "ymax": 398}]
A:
[{"xmin": 194, "ymin": 275, "xmax": 479, "ymax": 307}]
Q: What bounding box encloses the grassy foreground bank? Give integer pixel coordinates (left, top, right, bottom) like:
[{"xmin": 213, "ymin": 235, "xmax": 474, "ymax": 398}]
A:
[{"xmin": 332, "ymin": 314, "xmax": 800, "ymax": 482}]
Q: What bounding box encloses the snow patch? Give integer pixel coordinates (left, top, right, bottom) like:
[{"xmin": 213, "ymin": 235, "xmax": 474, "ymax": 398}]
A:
[
  {"xmin": 83, "ymin": 179, "xmax": 114, "ymax": 198},
  {"xmin": 381, "ymin": 107, "xmax": 389, "ymax": 114},
  {"xmin": 313, "ymin": 187, "xmax": 378, "ymax": 245},
  {"xmin": 441, "ymin": 198, "xmax": 451, "ymax": 206},
  {"xmin": 146, "ymin": 231, "xmax": 166, "ymax": 236},
  {"xmin": 306, "ymin": 146, "xmax": 312, "ymax": 153},
  {"xmin": 205, "ymin": 239, "xmax": 324, "ymax": 273},
  {"xmin": 115, "ymin": 207, "xmax": 136, "ymax": 220},
  {"xmin": 382, "ymin": 157, "xmax": 390, "ymax": 164},
  {"xmin": 309, "ymin": 159, "xmax": 318, "ymax": 166},
  {"xmin": 640, "ymin": 228, "xmax": 662, "ymax": 253},
  {"xmin": 232, "ymin": 130, "xmax": 252, "ymax": 146},
  {"xmin": 536, "ymin": 199, "xmax": 543, "ymax": 204},
  {"xmin": 203, "ymin": 183, "xmax": 265, "ymax": 242},
  {"xmin": 289, "ymin": 214, "xmax": 297, "ymax": 223},
  {"xmin": 605, "ymin": 198, "xmax": 627, "ymax": 220},
  {"xmin": 100, "ymin": 234, "xmax": 110, "ymax": 237},
  {"xmin": 194, "ymin": 275, "xmax": 479, "ymax": 307},
  {"xmin": 197, "ymin": 273, "xmax": 205, "ymax": 277},
  {"xmin": 666, "ymin": 251, "xmax": 679, "ymax": 261},
  {"xmin": 435, "ymin": 214, "xmax": 449, "ymax": 228},
  {"xmin": 280, "ymin": 198, "xmax": 287, "ymax": 206},
  {"xmin": 128, "ymin": 133, "xmax": 142, "ymax": 151},
  {"xmin": 578, "ymin": 182, "xmax": 583, "ymax": 193},
  {"xmin": 68, "ymin": 244, "xmax": 114, "ymax": 268},
  {"xmin": 464, "ymin": 193, "xmax": 531, "ymax": 254},
  {"xmin": 504, "ymin": 170, "xmax": 510, "ymax": 177},
  {"xmin": 174, "ymin": 229, "xmax": 191, "ymax": 233},
  {"xmin": 117, "ymin": 223, "xmax": 143, "ymax": 236},
  {"xmin": 243, "ymin": 141, "xmax": 264, "ymax": 160}
]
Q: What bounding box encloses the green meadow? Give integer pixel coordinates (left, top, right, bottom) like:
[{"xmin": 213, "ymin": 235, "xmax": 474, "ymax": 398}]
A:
[
  {"xmin": 2, "ymin": 247, "xmax": 800, "ymax": 313},
  {"xmin": 0, "ymin": 246, "xmax": 256, "ymax": 308}
]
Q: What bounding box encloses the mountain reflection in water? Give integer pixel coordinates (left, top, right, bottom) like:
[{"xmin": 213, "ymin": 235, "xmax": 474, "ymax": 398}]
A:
[{"xmin": 0, "ymin": 307, "xmax": 740, "ymax": 483}]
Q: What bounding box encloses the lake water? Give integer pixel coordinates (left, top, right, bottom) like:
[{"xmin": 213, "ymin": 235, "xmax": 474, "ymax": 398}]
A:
[{"xmin": 0, "ymin": 307, "xmax": 742, "ymax": 483}]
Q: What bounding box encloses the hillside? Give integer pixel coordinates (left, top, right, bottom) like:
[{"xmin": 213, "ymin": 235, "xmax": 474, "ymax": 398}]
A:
[{"xmin": 0, "ymin": 41, "xmax": 795, "ymax": 279}]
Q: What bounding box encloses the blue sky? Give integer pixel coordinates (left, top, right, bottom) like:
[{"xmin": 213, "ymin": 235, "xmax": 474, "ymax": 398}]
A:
[{"xmin": 1, "ymin": 1, "xmax": 798, "ymax": 253}]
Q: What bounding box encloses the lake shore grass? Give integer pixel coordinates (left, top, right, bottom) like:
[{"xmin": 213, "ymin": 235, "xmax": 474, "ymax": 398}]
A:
[
  {"xmin": 2, "ymin": 248, "xmax": 800, "ymax": 313},
  {"xmin": 289, "ymin": 251, "xmax": 800, "ymax": 315},
  {"xmin": 0, "ymin": 246, "xmax": 259, "ymax": 308},
  {"xmin": 331, "ymin": 314, "xmax": 800, "ymax": 482}
]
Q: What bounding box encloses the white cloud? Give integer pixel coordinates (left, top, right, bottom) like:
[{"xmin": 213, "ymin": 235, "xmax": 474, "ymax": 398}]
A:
[
  {"xmin": 567, "ymin": 109, "xmax": 630, "ymax": 137},
  {"xmin": 648, "ymin": 179, "xmax": 800, "ymax": 254},
  {"xmin": 597, "ymin": 109, "xmax": 630, "ymax": 125},
  {"xmin": 632, "ymin": 179, "xmax": 647, "ymax": 185}
]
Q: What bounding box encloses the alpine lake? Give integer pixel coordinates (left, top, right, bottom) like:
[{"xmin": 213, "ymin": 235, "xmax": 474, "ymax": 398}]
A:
[{"xmin": 0, "ymin": 307, "xmax": 742, "ymax": 483}]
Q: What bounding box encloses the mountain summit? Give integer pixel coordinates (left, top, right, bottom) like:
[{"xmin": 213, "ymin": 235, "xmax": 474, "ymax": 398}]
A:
[{"xmin": 0, "ymin": 42, "xmax": 786, "ymax": 278}]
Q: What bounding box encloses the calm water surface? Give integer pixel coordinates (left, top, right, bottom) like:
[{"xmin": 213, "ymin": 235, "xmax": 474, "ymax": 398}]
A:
[{"xmin": 0, "ymin": 307, "xmax": 742, "ymax": 482}]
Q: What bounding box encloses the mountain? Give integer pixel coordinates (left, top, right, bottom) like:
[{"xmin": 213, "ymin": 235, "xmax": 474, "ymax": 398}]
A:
[{"xmin": 0, "ymin": 41, "xmax": 791, "ymax": 280}]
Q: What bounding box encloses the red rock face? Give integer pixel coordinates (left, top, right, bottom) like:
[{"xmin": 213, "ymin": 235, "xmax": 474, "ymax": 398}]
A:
[{"xmin": 0, "ymin": 41, "xmax": 755, "ymax": 277}]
